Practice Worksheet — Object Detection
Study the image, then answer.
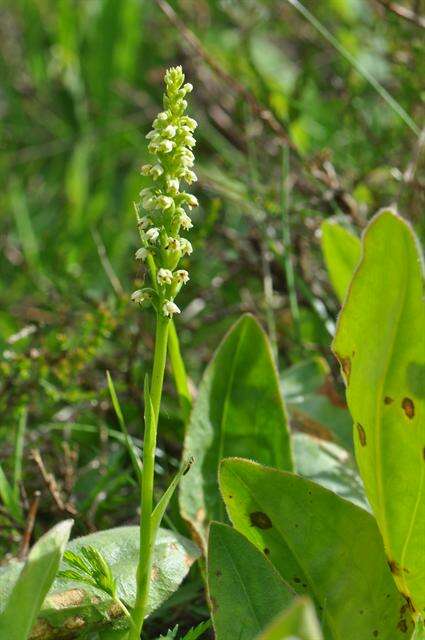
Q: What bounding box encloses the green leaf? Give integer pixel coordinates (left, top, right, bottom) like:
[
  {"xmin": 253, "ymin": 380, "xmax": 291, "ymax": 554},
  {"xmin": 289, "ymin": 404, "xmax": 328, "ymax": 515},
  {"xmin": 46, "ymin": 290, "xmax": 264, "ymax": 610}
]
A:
[
  {"xmin": 181, "ymin": 619, "xmax": 212, "ymax": 639},
  {"xmin": 293, "ymin": 433, "xmax": 368, "ymax": 510},
  {"xmin": 281, "ymin": 357, "xmax": 353, "ymax": 451},
  {"xmin": 332, "ymin": 209, "xmax": 425, "ymax": 615},
  {"xmin": 255, "ymin": 597, "xmax": 323, "ymax": 640},
  {"xmin": 0, "ymin": 519, "xmax": 73, "ymax": 640},
  {"xmin": 179, "ymin": 314, "xmax": 292, "ymax": 549},
  {"xmin": 207, "ymin": 523, "xmax": 294, "ymax": 640},
  {"xmin": 151, "ymin": 458, "xmax": 194, "ymax": 536},
  {"xmin": 321, "ymin": 219, "xmax": 361, "ymax": 302},
  {"xmin": 0, "ymin": 527, "xmax": 199, "ymax": 639},
  {"xmin": 220, "ymin": 458, "xmax": 413, "ymax": 640}
]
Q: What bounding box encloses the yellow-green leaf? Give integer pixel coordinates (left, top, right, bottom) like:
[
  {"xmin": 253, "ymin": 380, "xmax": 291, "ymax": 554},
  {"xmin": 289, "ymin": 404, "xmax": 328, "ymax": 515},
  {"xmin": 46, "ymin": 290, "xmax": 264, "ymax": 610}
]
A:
[
  {"xmin": 321, "ymin": 219, "xmax": 361, "ymax": 302},
  {"xmin": 332, "ymin": 209, "xmax": 425, "ymax": 616}
]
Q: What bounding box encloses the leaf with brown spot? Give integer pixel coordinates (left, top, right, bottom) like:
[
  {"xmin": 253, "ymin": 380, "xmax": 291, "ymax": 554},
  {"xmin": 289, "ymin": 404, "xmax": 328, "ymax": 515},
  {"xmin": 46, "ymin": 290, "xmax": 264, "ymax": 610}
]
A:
[
  {"xmin": 401, "ymin": 398, "xmax": 415, "ymax": 420},
  {"xmin": 333, "ymin": 210, "xmax": 425, "ymax": 615},
  {"xmin": 249, "ymin": 511, "xmax": 273, "ymax": 529},
  {"xmin": 221, "ymin": 457, "xmax": 414, "ymax": 640}
]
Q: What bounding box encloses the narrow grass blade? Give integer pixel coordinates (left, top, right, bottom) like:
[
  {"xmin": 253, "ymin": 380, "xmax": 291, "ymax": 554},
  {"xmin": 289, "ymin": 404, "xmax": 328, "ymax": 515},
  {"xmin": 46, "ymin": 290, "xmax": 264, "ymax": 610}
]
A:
[
  {"xmin": 287, "ymin": 0, "xmax": 420, "ymax": 136},
  {"xmin": 106, "ymin": 371, "xmax": 142, "ymax": 481},
  {"xmin": 151, "ymin": 457, "xmax": 194, "ymax": 535},
  {"xmin": 13, "ymin": 407, "xmax": 27, "ymax": 502}
]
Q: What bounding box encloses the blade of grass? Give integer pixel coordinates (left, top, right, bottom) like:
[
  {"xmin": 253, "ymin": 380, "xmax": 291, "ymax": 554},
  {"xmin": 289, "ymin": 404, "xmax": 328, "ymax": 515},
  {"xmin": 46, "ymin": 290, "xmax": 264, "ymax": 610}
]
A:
[
  {"xmin": 151, "ymin": 457, "xmax": 193, "ymax": 535},
  {"xmin": 287, "ymin": 0, "xmax": 420, "ymax": 136},
  {"xmin": 106, "ymin": 371, "xmax": 142, "ymax": 481},
  {"xmin": 281, "ymin": 145, "xmax": 301, "ymax": 345},
  {"xmin": 13, "ymin": 407, "xmax": 26, "ymax": 503}
]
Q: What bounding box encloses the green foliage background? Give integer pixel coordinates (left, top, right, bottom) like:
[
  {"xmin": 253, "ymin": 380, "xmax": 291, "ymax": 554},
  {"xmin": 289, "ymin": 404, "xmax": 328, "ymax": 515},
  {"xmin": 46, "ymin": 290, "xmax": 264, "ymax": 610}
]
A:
[{"xmin": 0, "ymin": 0, "xmax": 423, "ymax": 632}]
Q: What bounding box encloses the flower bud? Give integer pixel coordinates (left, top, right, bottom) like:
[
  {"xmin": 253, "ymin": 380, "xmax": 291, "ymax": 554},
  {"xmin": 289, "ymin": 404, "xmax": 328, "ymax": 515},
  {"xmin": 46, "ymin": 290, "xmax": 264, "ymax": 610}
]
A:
[
  {"xmin": 184, "ymin": 134, "xmax": 196, "ymax": 148},
  {"xmin": 131, "ymin": 289, "xmax": 151, "ymax": 304},
  {"xmin": 163, "ymin": 300, "xmax": 181, "ymax": 317},
  {"xmin": 166, "ymin": 237, "xmax": 181, "ymax": 252},
  {"xmin": 180, "ymin": 238, "xmax": 193, "ymax": 255},
  {"xmin": 150, "ymin": 163, "xmax": 164, "ymax": 179},
  {"xmin": 175, "ymin": 269, "xmax": 189, "ymax": 284},
  {"xmin": 158, "ymin": 139, "xmax": 174, "ymax": 153},
  {"xmin": 179, "ymin": 212, "xmax": 193, "ymax": 230},
  {"xmin": 142, "ymin": 196, "xmax": 155, "ymax": 211},
  {"xmin": 135, "ymin": 247, "xmax": 149, "ymax": 261},
  {"xmin": 167, "ymin": 177, "xmax": 180, "ymax": 195},
  {"xmin": 140, "ymin": 164, "xmax": 152, "ymax": 175},
  {"xmin": 163, "ymin": 124, "xmax": 177, "ymax": 138},
  {"xmin": 137, "ymin": 216, "xmax": 151, "ymax": 230},
  {"xmin": 185, "ymin": 194, "xmax": 198, "ymax": 209},
  {"xmin": 181, "ymin": 169, "xmax": 197, "ymax": 184},
  {"xmin": 156, "ymin": 195, "xmax": 174, "ymax": 210},
  {"xmin": 146, "ymin": 227, "xmax": 160, "ymax": 243},
  {"xmin": 157, "ymin": 268, "xmax": 173, "ymax": 285}
]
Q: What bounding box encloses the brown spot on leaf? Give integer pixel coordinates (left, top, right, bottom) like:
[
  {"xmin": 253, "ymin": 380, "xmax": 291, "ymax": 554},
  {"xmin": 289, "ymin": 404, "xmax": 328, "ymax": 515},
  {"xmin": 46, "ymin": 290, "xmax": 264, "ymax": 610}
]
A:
[
  {"xmin": 264, "ymin": 547, "xmax": 270, "ymax": 556},
  {"xmin": 46, "ymin": 588, "xmax": 86, "ymax": 609},
  {"xmin": 293, "ymin": 577, "xmax": 301, "ymax": 583},
  {"xmin": 401, "ymin": 594, "xmax": 416, "ymax": 613},
  {"xmin": 64, "ymin": 616, "xmax": 85, "ymax": 631},
  {"xmin": 196, "ymin": 507, "xmax": 206, "ymax": 523},
  {"xmin": 340, "ymin": 356, "xmax": 351, "ymax": 384},
  {"xmin": 373, "ymin": 631, "xmax": 379, "ymax": 637},
  {"xmin": 397, "ymin": 619, "xmax": 408, "ymax": 633},
  {"xmin": 388, "ymin": 559, "xmax": 401, "ymax": 575},
  {"xmin": 402, "ymin": 397, "xmax": 415, "ymax": 419},
  {"xmin": 356, "ymin": 423, "xmax": 367, "ymax": 446},
  {"xmin": 384, "ymin": 396, "xmax": 393, "ymax": 405},
  {"xmin": 249, "ymin": 511, "xmax": 272, "ymax": 529},
  {"xmin": 215, "ymin": 569, "xmax": 222, "ymax": 577}
]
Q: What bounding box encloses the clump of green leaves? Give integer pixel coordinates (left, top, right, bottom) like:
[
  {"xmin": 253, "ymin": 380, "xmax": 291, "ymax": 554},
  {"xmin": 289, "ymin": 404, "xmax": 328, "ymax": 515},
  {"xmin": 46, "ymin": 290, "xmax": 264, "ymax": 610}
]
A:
[{"xmin": 59, "ymin": 545, "xmax": 117, "ymax": 599}]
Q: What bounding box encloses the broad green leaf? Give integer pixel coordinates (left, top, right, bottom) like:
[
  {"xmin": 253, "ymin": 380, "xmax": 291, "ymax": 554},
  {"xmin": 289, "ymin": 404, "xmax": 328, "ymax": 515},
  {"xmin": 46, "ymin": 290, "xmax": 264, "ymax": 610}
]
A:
[
  {"xmin": 207, "ymin": 523, "xmax": 294, "ymax": 640},
  {"xmin": 293, "ymin": 433, "xmax": 368, "ymax": 510},
  {"xmin": 281, "ymin": 357, "xmax": 353, "ymax": 451},
  {"xmin": 220, "ymin": 458, "xmax": 413, "ymax": 640},
  {"xmin": 255, "ymin": 597, "xmax": 323, "ymax": 640},
  {"xmin": 332, "ymin": 209, "xmax": 425, "ymax": 615},
  {"xmin": 0, "ymin": 519, "xmax": 73, "ymax": 640},
  {"xmin": 0, "ymin": 527, "xmax": 199, "ymax": 639},
  {"xmin": 321, "ymin": 219, "xmax": 361, "ymax": 302},
  {"xmin": 180, "ymin": 314, "xmax": 292, "ymax": 549}
]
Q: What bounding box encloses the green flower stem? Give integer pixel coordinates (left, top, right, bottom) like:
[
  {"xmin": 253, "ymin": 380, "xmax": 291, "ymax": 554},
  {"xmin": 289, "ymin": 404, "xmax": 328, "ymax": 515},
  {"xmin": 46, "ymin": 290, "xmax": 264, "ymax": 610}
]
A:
[{"xmin": 130, "ymin": 314, "xmax": 169, "ymax": 639}]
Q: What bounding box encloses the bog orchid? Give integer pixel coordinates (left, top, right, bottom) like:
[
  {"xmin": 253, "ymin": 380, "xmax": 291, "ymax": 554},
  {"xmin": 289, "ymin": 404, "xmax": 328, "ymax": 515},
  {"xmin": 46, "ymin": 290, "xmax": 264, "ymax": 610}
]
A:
[{"xmin": 132, "ymin": 65, "xmax": 197, "ymax": 319}]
